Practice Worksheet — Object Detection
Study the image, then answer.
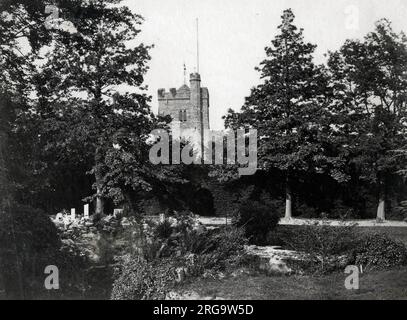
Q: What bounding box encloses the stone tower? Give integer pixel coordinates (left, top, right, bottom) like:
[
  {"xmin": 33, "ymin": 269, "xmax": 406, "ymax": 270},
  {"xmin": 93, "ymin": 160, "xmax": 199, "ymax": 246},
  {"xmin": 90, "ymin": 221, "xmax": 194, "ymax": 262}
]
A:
[{"xmin": 158, "ymin": 73, "xmax": 210, "ymax": 142}]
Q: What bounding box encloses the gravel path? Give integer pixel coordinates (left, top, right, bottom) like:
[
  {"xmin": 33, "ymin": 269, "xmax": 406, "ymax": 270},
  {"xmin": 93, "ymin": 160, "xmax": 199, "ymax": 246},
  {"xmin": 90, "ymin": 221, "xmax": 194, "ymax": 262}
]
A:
[{"xmin": 197, "ymin": 216, "xmax": 407, "ymax": 228}]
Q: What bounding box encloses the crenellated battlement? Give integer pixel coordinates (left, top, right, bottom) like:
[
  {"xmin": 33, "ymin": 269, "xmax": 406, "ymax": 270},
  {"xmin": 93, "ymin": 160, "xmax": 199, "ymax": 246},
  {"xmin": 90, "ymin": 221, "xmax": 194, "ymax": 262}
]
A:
[
  {"xmin": 157, "ymin": 86, "xmax": 209, "ymax": 100},
  {"xmin": 157, "ymin": 85, "xmax": 191, "ymax": 100},
  {"xmin": 158, "ymin": 72, "xmax": 210, "ymax": 135}
]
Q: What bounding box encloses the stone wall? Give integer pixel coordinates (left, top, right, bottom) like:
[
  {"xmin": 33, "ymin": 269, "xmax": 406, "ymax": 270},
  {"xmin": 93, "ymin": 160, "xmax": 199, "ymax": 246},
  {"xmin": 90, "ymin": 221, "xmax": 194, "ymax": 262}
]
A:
[{"xmin": 158, "ymin": 73, "xmax": 210, "ymax": 140}]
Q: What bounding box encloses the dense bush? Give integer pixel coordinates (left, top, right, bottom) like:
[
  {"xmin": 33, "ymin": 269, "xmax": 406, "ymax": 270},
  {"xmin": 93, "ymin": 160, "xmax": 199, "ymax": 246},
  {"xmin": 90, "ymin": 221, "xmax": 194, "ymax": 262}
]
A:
[
  {"xmin": 277, "ymin": 224, "xmax": 407, "ymax": 274},
  {"xmin": 236, "ymin": 201, "xmax": 280, "ymax": 245},
  {"xmin": 113, "ymin": 212, "xmax": 248, "ymax": 295},
  {"xmin": 0, "ymin": 204, "xmax": 91, "ymax": 299},
  {"xmin": 138, "ymin": 211, "xmax": 203, "ymax": 260},
  {"xmin": 186, "ymin": 227, "xmax": 248, "ymax": 276},
  {"xmin": 57, "ymin": 238, "xmax": 92, "ymax": 298},
  {"xmin": 278, "ymin": 223, "xmax": 360, "ymax": 274},
  {"xmin": 111, "ymin": 255, "xmax": 176, "ymax": 300},
  {"xmin": 355, "ymin": 234, "xmax": 407, "ymax": 270},
  {"xmin": 284, "ymin": 224, "xmax": 358, "ymax": 255},
  {"xmin": 150, "ymin": 212, "xmax": 248, "ymax": 272},
  {"xmin": 0, "ymin": 204, "xmax": 61, "ymax": 299},
  {"xmin": 392, "ymin": 201, "xmax": 407, "ymax": 221}
]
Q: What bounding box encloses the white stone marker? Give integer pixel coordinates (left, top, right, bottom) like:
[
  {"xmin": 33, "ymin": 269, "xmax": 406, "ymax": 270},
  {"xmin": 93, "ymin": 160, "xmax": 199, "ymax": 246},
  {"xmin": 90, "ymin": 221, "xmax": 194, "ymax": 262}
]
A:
[
  {"xmin": 70, "ymin": 208, "xmax": 76, "ymax": 221},
  {"xmin": 84, "ymin": 204, "xmax": 89, "ymax": 219}
]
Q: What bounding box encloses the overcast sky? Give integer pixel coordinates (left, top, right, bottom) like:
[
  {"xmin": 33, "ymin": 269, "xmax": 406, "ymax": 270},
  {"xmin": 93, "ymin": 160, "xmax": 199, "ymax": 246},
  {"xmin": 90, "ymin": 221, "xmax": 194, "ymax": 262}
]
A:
[{"xmin": 124, "ymin": 0, "xmax": 407, "ymax": 129}]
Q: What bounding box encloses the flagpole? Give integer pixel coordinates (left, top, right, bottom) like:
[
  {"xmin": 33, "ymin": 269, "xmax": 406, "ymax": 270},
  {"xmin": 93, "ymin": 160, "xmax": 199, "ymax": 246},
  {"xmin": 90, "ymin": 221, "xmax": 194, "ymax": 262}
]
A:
[
  {"xmin": 196, "ymin": 18, "xmax": 199, "ymax": 74},
  {"xmin": 183, "ymin": 62, "xmax": 186, "ymax": 85}
]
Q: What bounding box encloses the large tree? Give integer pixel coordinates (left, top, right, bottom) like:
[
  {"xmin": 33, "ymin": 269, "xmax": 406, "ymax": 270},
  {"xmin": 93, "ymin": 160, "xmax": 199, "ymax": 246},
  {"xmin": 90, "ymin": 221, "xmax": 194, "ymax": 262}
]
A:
[
  {"xmin": 328, "ymin": 19, "xmax": 407, "ymax": 221},
  {"xmin": 0, "ymin": 0, "xmax": 59, "ymax": 299},
  {"xmin": 225, "ymin": 9, "xmax": 332, "ymax": 218},
  {"xmin": 36, "ymin": 0, "xmax": 155, "ymax": 215},
  {"xmin": 0, "ymin": 0, "xmax": 54, "ymax": 208}
]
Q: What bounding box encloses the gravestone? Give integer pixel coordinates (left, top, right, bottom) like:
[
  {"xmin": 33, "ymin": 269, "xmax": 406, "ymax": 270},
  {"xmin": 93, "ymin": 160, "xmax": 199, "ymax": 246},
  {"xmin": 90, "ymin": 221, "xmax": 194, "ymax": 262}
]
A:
[
  {"xmin": 84, "ymin": 204, "xmax": 90, "ymax": 219},
  {"xmin": 70, "ymin": 208, "xmax": 76, "ymax": 221}
]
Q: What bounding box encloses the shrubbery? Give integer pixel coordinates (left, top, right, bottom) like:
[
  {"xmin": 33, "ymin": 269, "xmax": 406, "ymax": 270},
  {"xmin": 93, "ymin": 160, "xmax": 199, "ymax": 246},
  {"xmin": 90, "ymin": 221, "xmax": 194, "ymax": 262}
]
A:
[
  {"xmin": 279, "ymin": 223, "xmax": 357, "ymax": 274},
  {"xmin": 270, "ymin": 224, "xmax": 407, "ymax": 273},
  {"xmin": 111, "ymin": 212, "xmax": 248, "ymax": 299},
  {"xmin": 236, "ymin": 201, "xmax": 280, "ymax": 245},
  {"xmin": 0, "ymin": 204, "xmax": 61, "ymax": 298},
  {"xmin": 392, "ymin": 201, "xmax": 407, "ymax": 221},
  {"xmin": 0, "ymin": 204, "xmax": 90, "ymax": 299},
  {"xmin": 111, "ymin": 255, "xmax": 176, "ymax": 300},
  {"xmin": 134, "ymin": 211, "xmax": 246, "ymax": 263},
  {"xmin": 147, "ymin": 212, "xmax": 248, "ymax": 272},
  {"xmin": 355, "ymin": 234, "xmax": 407, "ymax": 270},
  {"xmin": 185, "ymin": 227, "xmax": 248, "ymax": 276},
  {"xmin": 276, "ymin": 224, "xmax": 407, "ymax": 274}
]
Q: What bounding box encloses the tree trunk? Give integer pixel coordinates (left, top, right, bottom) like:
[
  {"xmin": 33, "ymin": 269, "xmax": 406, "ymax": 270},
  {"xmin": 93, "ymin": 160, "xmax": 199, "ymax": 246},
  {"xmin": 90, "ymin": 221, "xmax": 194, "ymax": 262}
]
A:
[
  {"xmin": 0, "ymin": 133, "xmax": 8, "ymax": 208},
  {"xmin": 376, "ymin": 177, "xmax": 386, "ymax": 222},
  {"xmin": 377, "ymin": 198, "xmax": 385, "ymax": 222},
  {"xmin": 0, "ymin": 96, "xmax": 10, "ymax": 208},
  {"xmin": 94, "ymin": 147, "xmax": 104, "ymax": 216},
  {"xmin": 285, "ymin": 174, "xmax": 292, "ymax": 219},
  {"xmin": 95, "ymin": 185, "xmax": 104, "ymax": 216}
]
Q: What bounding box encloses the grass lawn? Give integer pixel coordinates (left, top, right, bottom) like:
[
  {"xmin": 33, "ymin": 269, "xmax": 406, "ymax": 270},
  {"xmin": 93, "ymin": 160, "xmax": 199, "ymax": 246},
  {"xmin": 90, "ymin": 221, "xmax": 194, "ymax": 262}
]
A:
[{"xmin": 179, "ymin": 268, "xmax": 407, "ymax": 300}]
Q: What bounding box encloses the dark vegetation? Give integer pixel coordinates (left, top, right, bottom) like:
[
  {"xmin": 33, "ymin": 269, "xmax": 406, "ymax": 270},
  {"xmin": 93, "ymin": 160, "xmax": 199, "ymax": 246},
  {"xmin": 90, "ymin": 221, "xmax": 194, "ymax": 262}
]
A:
[
  {"xmin": 0, "ymin": 204, "xmax": 93, "ymax": 299},
  {"xmin": 235, "ymin": 200, "xmax": 281, "ymax": 245},
  {"xmin": 268, "ymin": 224, "xmax": 407, "ymax": 274}
]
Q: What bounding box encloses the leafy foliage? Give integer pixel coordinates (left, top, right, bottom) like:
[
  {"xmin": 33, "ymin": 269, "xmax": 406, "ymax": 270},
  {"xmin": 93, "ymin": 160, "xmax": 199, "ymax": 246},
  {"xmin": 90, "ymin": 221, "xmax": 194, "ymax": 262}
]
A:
[
  {"xmin": 393, "ymin": 201, "xmax": 407, "ymax": 221},
  {"xmin": 0, "ymin": 204, "xmax": 90, "ymax": 299},
  {"xmin": 280, "ymin": 223, "xmax": 358, "ymax": 274},
  {"xmin": 111, "ymin": 212, "xmax": 247, "ymax": 300},
  {"xmin": 218, "ymin": 10, "xmax": 407, "ymax": 220},
  {"xmin": 147, "ymin": 212, "xmax": 247, "ymax": 270},
  {"xmin": 111, "ymin": 255, "xmax": 176, "ymax": 300},
  {"xmin": 32, "ymin": 0, "xmax": 163, "ymax": 215},
  {"xmin": 355, "ymin": 233, "xmax": 407, "ymax": 270},
  {"xmin": 327, "ymin": 19, "xmax": 407, "ymax": 217},
  {"xmin": 277, "ymin": 224, "xmax": 407, "ymax": 274},
  {"xmin": 236, "ymin": 200, "xmax": 280, "ymax": 245}
]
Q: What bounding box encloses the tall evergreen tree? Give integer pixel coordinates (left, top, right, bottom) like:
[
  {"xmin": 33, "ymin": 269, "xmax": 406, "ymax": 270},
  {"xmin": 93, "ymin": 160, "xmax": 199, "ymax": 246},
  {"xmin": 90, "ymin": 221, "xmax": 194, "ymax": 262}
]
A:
[{"xmin": 226, "ymin": 9, "xmax": 331, "ymax": 218}]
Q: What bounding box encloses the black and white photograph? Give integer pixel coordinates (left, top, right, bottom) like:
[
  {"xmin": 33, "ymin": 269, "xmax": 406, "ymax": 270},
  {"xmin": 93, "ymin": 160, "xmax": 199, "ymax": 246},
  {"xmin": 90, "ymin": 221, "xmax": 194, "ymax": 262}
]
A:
[{"xmin": 1, "ymin": 0, "xmax": 407, "ymax": 305}]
